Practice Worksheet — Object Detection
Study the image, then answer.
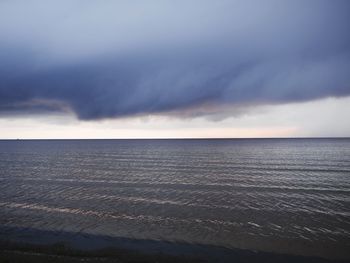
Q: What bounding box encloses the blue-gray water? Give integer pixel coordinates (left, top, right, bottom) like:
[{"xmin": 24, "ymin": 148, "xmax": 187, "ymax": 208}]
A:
[{"xmin": 0, "ymin": 139, "xmax": 349, "ymax": 260}]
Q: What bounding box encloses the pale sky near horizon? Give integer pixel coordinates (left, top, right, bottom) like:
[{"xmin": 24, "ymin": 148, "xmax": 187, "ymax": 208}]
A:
[
  {"xmin": 0, "ymin": 0, "xmax": 350, "ymax": 138},
  {"xmin": 1, "ymin": 97, "xmax": 349, "ymax": 139}
]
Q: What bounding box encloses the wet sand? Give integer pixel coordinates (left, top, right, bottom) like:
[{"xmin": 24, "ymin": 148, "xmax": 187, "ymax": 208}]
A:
[{"xmin": 0, "ymin": 227, "xmax": 348, "ymax": 263}]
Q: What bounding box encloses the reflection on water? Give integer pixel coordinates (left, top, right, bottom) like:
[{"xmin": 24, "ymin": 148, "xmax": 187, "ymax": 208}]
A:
[{"xmin": 0, "ymin": 139, "xmax": 349, "ymax": 259}]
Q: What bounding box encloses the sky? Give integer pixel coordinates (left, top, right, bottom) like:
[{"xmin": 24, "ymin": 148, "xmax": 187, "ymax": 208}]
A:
[{"xmin": 0, "ymin": 0, "xmax": 350, "ymax": 139}]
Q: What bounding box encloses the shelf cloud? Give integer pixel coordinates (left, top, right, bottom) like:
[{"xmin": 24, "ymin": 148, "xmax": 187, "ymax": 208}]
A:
[{"xmin": 1, "ymin": 0, "xmax": 349, "ymax": 120}]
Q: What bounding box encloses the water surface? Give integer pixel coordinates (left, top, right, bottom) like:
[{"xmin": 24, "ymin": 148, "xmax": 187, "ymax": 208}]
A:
[{"xmin": 0, "ymin": 139, "xmax": 349, "ymax": 259}]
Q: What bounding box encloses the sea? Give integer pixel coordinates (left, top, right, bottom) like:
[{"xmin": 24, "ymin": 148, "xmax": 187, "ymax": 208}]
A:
[{"xmin": 0, "ymin": 139, "xmax": 349, "ymax": 261}]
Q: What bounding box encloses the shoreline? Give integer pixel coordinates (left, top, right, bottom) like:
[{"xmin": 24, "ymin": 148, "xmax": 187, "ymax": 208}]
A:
[{"xmin": 1, "ymin": 227, "xmax": 348, "ymax": 263}]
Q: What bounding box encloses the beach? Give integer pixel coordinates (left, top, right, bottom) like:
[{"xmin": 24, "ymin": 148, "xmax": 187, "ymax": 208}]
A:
[{"xmin": 1, "ymin": 228, "xmax": 348, "ymax": 263}]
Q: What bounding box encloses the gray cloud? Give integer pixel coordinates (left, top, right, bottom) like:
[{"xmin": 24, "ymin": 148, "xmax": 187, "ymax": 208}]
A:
[{"xmin": 0, "ymin": 0, "xmax": 349, "ymax": 120}]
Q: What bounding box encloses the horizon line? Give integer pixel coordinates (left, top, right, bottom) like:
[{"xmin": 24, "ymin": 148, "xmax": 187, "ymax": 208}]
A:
[{"xmin": 0, "ymin": 137, "xmax": 349, "ymax": 141}]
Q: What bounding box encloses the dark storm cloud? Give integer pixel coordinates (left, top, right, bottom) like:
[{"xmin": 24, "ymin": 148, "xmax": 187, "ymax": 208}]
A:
[{"xmin": 0, "ymin": 0, "xmax": 350, "ymax": 120}]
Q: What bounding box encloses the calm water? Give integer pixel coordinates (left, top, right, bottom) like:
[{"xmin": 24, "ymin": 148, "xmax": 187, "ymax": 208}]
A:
[{"xmin": 0, "ymin": 139, "xmax": 349, "ymax": 259}]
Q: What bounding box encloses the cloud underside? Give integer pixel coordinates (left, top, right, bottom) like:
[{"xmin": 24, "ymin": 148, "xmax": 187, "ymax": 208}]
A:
[{"xmin": 0, "ymin": 0, "xmax": 350, "ymax": 120}]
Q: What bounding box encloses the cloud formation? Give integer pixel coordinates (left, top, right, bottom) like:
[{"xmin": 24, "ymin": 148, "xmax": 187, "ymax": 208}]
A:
[{"xmin": 0, "ymin": 0, "xmax": 350, "ymax": 120}]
